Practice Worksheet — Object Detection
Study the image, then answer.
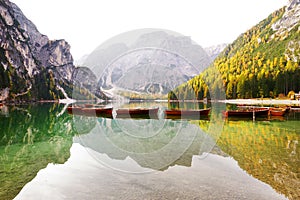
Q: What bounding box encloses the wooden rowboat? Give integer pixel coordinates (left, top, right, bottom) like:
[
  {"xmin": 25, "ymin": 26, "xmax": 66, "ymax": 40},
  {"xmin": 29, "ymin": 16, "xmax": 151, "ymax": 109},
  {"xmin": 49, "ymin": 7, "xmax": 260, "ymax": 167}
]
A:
[
  {"xmin": 269, "ymin": 107, "xmax": 286, "ymax": 116},
  {"xmin": 82, "ymin": 107, "xmax": 113, "ymax": 116},
  {"xmin": 116, "ymin": 107, "xmax": 159, "ymax": 118},
  {"xmin": 164, "ymin": 108, "xmax": 210, "ymax": 119},
  {"xmin": 223, "ymin": 107, "xmax": 269, "ymax": 117},
  {"xmin": 67, "ymin": 106, "xmax": 113, "ymax": 118}
]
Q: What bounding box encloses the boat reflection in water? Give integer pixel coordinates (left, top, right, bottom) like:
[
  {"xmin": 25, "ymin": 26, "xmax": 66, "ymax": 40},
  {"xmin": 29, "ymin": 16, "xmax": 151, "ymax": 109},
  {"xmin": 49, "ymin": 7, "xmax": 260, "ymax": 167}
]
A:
[{"xmin": 74, "ymin": 116, "xmax": 216, "ymax": 172}]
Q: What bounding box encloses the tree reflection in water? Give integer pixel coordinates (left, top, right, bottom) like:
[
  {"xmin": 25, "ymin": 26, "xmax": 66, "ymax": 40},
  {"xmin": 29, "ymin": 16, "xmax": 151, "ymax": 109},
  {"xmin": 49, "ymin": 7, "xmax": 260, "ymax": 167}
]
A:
[{"xmin": 0, "ymin": 104, "xmax": 77, "ymax": 200}]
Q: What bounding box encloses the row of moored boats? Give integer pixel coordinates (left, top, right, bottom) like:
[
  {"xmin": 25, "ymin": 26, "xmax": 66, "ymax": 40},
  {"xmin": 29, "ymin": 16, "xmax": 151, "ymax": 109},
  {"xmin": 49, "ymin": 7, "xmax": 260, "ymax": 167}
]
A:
[
  {"xmin": 67, "ymin": 105, "xmax": 211, "ymax": 119},
  {"xmin": 223, "ymin": 106, "xmax": 299, "ymax": 117},
  {"xmin": 67, "ymin": 105, "xmax": 299, "ymax": 119}
]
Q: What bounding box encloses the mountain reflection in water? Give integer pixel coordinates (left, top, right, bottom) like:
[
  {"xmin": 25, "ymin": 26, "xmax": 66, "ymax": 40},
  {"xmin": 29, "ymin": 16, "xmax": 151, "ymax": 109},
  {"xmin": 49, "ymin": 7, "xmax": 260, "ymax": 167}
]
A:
[
  {"xmin": 74, "ymin": 117, "xmax": 214, "ymax": 172},
  {"xmin": 1, "ymin": 103, "xmax": 299, "ymax": 199},
  {"xmin": 15, "ymin": 143, "xmax": 286, "ymax": 200}
]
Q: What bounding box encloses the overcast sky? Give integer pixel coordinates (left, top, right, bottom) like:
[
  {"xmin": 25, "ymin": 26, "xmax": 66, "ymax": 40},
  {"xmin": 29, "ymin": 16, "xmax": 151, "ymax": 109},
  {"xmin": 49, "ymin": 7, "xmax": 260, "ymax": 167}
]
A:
[{"xmin": 11, "ymin": 0, "xmax": 288, "ymax": 60}]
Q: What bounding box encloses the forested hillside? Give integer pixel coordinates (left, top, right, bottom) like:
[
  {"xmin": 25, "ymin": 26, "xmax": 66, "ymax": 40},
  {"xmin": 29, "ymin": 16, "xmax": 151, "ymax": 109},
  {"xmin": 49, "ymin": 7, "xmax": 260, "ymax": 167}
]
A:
[{"xmin": 170, "ymin": 2, "xmax": 300, "ymax": 100}]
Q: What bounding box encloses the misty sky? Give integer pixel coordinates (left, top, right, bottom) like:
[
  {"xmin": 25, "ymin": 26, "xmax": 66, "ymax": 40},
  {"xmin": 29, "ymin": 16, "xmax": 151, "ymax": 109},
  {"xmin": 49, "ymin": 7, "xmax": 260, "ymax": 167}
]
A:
[{"xmin": 11, "ymin": 0, "xmax": 288, "ymax": 60}]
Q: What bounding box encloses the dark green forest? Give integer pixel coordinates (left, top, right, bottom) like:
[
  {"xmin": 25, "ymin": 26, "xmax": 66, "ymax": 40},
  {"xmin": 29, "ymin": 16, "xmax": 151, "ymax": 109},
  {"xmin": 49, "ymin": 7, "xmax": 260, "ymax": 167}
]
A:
[
  {"xmin": 0, "ymin": 63, "xmax": 69, "ymax": 101},
  {"xmin": 0, "ymin": 62, "xmax": 97, "ymax": 101}
]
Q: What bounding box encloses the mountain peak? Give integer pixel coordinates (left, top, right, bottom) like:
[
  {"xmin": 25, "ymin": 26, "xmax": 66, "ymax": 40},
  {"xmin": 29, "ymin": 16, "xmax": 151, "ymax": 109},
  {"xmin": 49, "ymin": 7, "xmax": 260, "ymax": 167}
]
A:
[
  {"xmin": 288, "ymin": 0, "xmax": 300, "ymax": 10},
  {"xmin": 0, "ymin": 0, "xmax": 103, "ymax": 101},
  {"xmin": 271, "ymin": 0, "xmax": 300, "ymax": 37},
  {"xmin": 83, "ymin": 30, "xmax": 212, "ymax": 96}
]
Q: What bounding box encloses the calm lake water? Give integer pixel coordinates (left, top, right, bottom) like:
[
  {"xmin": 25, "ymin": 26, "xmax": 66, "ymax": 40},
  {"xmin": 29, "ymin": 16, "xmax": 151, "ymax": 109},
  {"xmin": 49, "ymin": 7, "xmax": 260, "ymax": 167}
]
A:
[{"xmin": 0, "ymin": 103, "xmax": 299, "ymax": 199}]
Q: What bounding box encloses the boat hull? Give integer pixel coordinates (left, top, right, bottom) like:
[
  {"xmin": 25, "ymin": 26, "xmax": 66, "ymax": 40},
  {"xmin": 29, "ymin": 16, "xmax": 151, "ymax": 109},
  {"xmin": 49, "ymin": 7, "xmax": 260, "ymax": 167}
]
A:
[
  {"xmin": 224, "ymin": 108, "xmax": 269, "ymax": 117},
  {"xmin": 67, "ymin": 107, "xmax": 113, "ymax": 118},
  {"xmin": 269, "ymin": 108, "xmax": 286, "ymax": 116},
  {"xmin": 116, "ymin": 108, "xmax": 159, "ymax": 119},
  {"xmin": 164, "ymin": 108, "xmax": 210, "ymax": 119}
]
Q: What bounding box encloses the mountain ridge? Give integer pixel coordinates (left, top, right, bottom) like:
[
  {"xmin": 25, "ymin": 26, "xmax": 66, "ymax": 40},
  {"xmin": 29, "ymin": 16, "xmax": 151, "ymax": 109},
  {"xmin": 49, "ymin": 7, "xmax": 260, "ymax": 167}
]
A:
[
  {"xmin": 172, "ymin": 0, "xmax": 300, "ymax": 100},
  {"xmin": 0, "ymin": 0, "xmax": 104, "ymax": 101},
  {"xmin": 83, "ymin": 30, "xmax": 212, "ymax": 98}
]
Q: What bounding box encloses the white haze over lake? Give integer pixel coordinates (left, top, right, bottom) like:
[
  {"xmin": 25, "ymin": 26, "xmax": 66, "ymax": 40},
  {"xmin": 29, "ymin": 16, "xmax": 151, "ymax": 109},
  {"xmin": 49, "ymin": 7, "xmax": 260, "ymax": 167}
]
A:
[{"xmin": 11, "ymin": 0, "xmax": 287, "ymax": 60}]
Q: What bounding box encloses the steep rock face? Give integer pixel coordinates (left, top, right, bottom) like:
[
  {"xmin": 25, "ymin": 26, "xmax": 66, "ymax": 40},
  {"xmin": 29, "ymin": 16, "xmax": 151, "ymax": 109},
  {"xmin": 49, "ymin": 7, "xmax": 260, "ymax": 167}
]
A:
[
  {"xmin": 0, "ymin": 0, "xmax": 74, "ymax": 76},
  {"xmin": 71, "ymin": 67, "xmax": 107, "ymax": 100},
  {"xmin": 39, "ymin": 40, "xmax": 74, "ymax": 80},
  {"xmin": 271, "ymin": 0, "xmax": 300, "ymax": 63},
  {"xmin": 9, "ymin": 2, "xmax": 48, "ymax": 61},
  {"xmin": 272, "ymin": 0, "xmax": 300, "ymax": 36},
  {"xmin": 0, "ymin": 0, "xmax": 98, "ymax": 101}
]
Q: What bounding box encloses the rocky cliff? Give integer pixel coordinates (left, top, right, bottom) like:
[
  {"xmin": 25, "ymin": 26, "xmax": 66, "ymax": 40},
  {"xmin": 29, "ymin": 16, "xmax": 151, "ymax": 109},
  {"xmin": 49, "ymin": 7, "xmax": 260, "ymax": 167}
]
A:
[
  {"xmin": 272, "ymin": 0, "xmax": 300, "ymax": 35},
  {"xmin": 0, "ymin": 0, "xmax": 101, "ymax": 101}
]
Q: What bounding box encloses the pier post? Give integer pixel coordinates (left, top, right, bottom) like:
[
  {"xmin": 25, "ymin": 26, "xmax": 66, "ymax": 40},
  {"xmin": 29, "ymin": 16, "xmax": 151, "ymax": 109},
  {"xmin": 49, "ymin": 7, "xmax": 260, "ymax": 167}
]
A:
[{"xmin": 253, "ymin": 106, "xmax": 255, "ymax": 122}]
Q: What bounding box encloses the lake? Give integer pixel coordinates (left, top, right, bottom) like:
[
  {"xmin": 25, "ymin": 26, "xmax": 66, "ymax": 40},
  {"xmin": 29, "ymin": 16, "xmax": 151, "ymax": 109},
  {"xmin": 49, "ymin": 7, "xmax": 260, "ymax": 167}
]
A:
[{"xmin": 0, "ymin": 103, "xmax": 299, "ymax": 199}]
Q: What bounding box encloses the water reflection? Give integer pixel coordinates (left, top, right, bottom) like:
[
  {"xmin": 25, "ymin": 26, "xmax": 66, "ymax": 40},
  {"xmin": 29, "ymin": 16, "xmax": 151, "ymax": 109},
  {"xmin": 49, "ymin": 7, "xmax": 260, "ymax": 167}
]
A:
[
  {"xmin": 75, "ymin": 117, "xmax": 214, "ymax": 172},
  {"xmin": 218, "ymin": 115, "xmax": 300, "ymax": 200},
  {"xmin": 1, "ymin": 103, "xmax": 299, "ymax": 199},
  {"xmin": 71, "ymin": 104, "xmax": 299, "ymax": 199},
  {"xmin": 0, "ymin": 104, "xmax": 76, "ymax": 200},
  {"xmin": 15, "ymin": 143, "xmax": 287, "ymax": 200},
  {"xmin": 71, "ymin": 102, "xmax": 224, "ymax": 173}
]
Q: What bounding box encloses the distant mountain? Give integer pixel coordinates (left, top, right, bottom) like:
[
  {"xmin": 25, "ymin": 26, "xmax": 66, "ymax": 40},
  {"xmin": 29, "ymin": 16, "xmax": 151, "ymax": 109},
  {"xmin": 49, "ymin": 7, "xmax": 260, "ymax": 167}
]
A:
[
  {"xmin": 0, "ymin": 0, "xmax": 105, "ymax": 101},
  {"xmin": 83, "ymin": 31, "xmax": 212, "ymax": 97},
  {"xmin": 204, "ymin": 43, "xmax": 227, "ymax": 61},
  {"xmin": 84, "ymin": 43, "xmax": 129, "ymax": 78},
  {"xmin": 172, "ymin": 0, "xmax": 300, "ymax": 100}
]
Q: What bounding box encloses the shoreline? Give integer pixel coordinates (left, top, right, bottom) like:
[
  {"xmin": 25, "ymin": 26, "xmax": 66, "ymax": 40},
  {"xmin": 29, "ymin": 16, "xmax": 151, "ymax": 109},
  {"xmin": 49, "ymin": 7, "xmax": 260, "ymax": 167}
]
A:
[
  {"xmin": 222, "ymin": 99, "xmax": 300, "ymax": 105},
  {"xmin": 1, "ymin": 98, "xmax": 300, "ymax": 106}
]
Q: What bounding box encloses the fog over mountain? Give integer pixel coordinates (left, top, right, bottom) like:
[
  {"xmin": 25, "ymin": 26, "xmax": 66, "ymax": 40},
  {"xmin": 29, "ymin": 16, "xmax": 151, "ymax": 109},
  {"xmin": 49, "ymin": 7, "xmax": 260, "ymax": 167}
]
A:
[{"xmin": 83, "ymin": 30, "xmax": 212, "ymax": 96}]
